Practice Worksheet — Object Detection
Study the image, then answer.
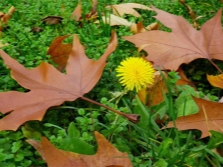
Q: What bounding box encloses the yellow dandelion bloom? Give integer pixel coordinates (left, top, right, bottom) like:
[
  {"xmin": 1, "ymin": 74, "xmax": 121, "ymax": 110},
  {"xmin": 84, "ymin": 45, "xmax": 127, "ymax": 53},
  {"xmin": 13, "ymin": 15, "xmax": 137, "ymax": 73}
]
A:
[{"xmin": 116, "ymin": 57, "xmax": 155, "ymax": 92}]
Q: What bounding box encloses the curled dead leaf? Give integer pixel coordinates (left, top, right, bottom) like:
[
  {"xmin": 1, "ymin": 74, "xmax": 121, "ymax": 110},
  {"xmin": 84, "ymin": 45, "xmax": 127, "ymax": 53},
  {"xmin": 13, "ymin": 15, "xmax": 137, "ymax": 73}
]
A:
[
  {"xmin": 71, "ymin": 0, "xmax": 98, "ymax": 22},
  {"xmin": 31, "ymin": 26, "xmax": 43, "ymax": 33},
  {"xmin": 106, "ymin": 3, "xmax": 152, "ymax": 17},
  {"xmin": 176, "ymin": 67, "xmax": 195, "ymax": 87},
  {"xmin": 71, "ymin": 1, "xmax": 82, "ymax": 21},
  {"xmin": 207, "ymin": 73, "xmax": 223, "ymax": 89},
  {"xmin": 0, "ymin": 6, "xmax": 15, "ymax": 31},
  {"xmin": 27, "ymin": 131, "xmax": 133, "ymax": 167},
  {"xmin": 42, "ymin": 16, "xmax": 63, "ymax": 25},
  {"xmin": 138, "ymin": 71, "xmax": 168, "ymax": 107},
  {"xmin": 130, "ymin": 22, "xmax": 159, "ymax": 34},
  {"xmin": 96, "ymin": 14, "xmax": 133, "ymax": 27}
]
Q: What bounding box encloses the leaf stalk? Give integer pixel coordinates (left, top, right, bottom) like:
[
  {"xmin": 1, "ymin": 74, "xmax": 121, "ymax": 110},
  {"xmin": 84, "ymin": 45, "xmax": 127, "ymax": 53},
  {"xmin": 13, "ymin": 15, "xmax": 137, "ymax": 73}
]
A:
[{"xmin": 80, "ymin": 96, "xmax": 140, "ymax": 123}]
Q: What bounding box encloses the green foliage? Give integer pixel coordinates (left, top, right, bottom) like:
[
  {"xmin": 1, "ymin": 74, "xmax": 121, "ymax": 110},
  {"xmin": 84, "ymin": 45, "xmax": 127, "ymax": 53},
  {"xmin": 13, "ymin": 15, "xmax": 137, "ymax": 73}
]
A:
[
  {"xmin": 0, "ymin": 0, "xmax": 223, "ymax": 166},
  {"xmin": 174, "ymin": 85, "xmax": 198, "ymax": 117},
  {"xmin": 0, "ymin": 130, "xmax": 45, "ymax": 166}
]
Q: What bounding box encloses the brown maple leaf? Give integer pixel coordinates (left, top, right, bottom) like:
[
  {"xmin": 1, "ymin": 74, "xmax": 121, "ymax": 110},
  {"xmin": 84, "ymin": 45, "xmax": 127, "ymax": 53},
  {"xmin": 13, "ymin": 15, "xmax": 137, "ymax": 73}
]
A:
[
  {"xmin": 47, "ymin": 35, "xmax": 73, "ymax": 71},
  {"xmin": 123, "ymin": 6, "xmax": 223, "ymax": 70},
  {"xmin": 27, "ymin": 131, "xmax": 133, "ymax": 167},
  {"xmin": 0, "ymin": 32, "xmax": 117, "ymax": 131},
  {"xmin": 166, "ymin": 97, "xmax": 223, "ymax": 138}
]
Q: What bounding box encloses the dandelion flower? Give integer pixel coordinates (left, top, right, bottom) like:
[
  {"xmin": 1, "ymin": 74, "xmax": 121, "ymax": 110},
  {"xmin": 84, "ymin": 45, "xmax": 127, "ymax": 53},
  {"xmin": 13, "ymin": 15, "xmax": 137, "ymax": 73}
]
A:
[{"xmin": 116, "ymin": 57, "xmax": 155, "ymax": 92}]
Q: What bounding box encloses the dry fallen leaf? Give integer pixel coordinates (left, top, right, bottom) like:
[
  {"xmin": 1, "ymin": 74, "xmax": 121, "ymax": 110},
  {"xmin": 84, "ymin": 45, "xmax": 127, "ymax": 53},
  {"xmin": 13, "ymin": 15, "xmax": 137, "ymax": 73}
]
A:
[
  {"xmin": 176, "ymin": 67, "xmax": 195, "ymax": 87},
  {"xmin": 179, "ymin": 0, "xmax": 200, "ymax": 28},
  {"xmin": 96, "ymin": 14, "xmax": 133, "ymax": 27},
  {"xmin": 0, "ymin": 6, "xmax": 15, "ymax": 31},
  {"xmin": 166, "ymin": 97, "xmax": 223, "ymax": 138},
  {"xmin": 86, "ymin": 0, "xmax": 98, "ymax": 19},
  {"xmin": 123, "ymin": 6, "xmax": 223, "ymax": 70},
  {"xmin": 130, "ymin": 22, "xmax": 159, "ymax": 34},
  {"xmin": 138, "ymin": 68, "xmax": 194, "ymax": 107},
  {"xmin": 27, "ymin": 131, "xmax": 133, "ymax": 167},
  {"xmin": 47, "ymin": 35, "xmax": 73, "ymax": 71},
  {"xmin": 138, "ymin": 71, "xmax": 167, "ymax": 107},
  {"xmin": 71, "ymin": 1, "xmax": 82, "ymax": 21},
  {"xmin": 31, "ymin": 26, "xmax": 43, "ymax": 33},
  {"xmin": 42, "ymin": 16, "xmax": 63, "ymax": 25},
  {"xmin": 207, "ymin": 73, "xmax": 223, "ymax": 89},
  {"xmin": 97, "ymin": 15, "xmax": 158, "ymax": 35},
  {"xmin": 106, "ymin": 3, "xmax": 152, "ymax": 17},
  {"xmin": 72, "ymin": 0, "xmax": 98, "ymax": 22},
  {"xmin": 0, "ymin": 32, "xmax": 117, "ymax": 131}
]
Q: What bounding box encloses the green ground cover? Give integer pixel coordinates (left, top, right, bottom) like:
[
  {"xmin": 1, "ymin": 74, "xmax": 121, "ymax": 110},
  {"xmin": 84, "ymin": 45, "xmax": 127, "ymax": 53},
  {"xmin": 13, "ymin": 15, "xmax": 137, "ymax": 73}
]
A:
[{"xmin": 0, "ymin": 0, "xmax": 223, "ymax": 166}]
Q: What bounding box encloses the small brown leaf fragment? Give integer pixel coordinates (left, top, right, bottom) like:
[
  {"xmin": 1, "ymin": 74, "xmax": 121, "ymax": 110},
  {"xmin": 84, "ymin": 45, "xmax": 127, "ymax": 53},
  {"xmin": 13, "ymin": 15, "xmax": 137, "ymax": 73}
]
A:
[
  {"xmin": 42, "ymin": 16, "xmax": 63, "ymax": 25},
  {"xmin": 179, "ymin": 0, "xmax": 194, "ymax": 18},
  {"xmin": 130, "ymin": 22, "xmax": 159, "ymax": 34},
  {"xmin": 0, "ymin": 12, "xmax": 4, "ymax": 17},
  {"xmin": 138, "ymin": 71, "xmax": 167, "ymax": 107},
  {"xmin": 145, "ymin": 22, "xmax": 159, "ymax": 31},
  {"xmin": 166, "ymin": 97, "xmax": 223, "ymax": 138},
  {"xmin": 106, "ymin": 3, "xmax": 152, "ymax": 17},
  {"xmin": 31, "ymin": 26, "xmax": 43, "ymax": 33},
  {"xmin": 71, "ymin": 1, "xmax": 82, "ymax": 21},
  {"xmin": 207, "ymin": 73, "xmax": 223, "ymax": 89},
  {"xmin": 130, "ymin": 22, "xmax": 144, "ymax": 34},
  {"xmin": 1, "ymin": 6, "xmax": 15, "ymax": 23},
  {"xmin": 179, "ymin": 0, "xmax": 201, "ymax": 29},
  {"xmin": 72, "ymin": 0, "xmax": 98, "ymax": 22},
  {"xmin": 122, "ymin": 113, "xmax": 140, "ymax": 123},
  {"xmin": 97, "ymin": 14, "xmax": 133, "ymax": 27},
  {"xmin": 138, "ymin": 69, "xmax": 194, "ymax": 107},
  {"xmin": 47, "ymin": 35, "xmax": 72, "ymax": 71},
  {"xmin": 86, "ymin": 0, "xmax": 98, "ymax": 20},
  {"xmin": 27, "ymin": 132, "xmax": 133, "ymax": 167},
  {"xmin": 0, "ymin": 6, "xmax": 15, "ymax": 31},
  {"xmin": 147, "ymin": 71, "xmax": 167, "ymax": 106},
  {"xmin": 176, "ymin": 67, "xmax": 195, "ymax": 87},
  {"xmin": 91, "ymin": 0, "xmax": 98, "ymax": 15}
]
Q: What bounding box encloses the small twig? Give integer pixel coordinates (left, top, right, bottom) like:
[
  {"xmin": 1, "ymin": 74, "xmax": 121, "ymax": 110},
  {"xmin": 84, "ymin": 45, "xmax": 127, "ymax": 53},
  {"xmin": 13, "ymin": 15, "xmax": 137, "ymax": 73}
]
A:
[
  {"xmin": 80, "ymin": 96, "xmax": 140, "ymax": 123},
  {"xmin": 205, "ymin": 155, "xmax": 217, "ymax": 167}
]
